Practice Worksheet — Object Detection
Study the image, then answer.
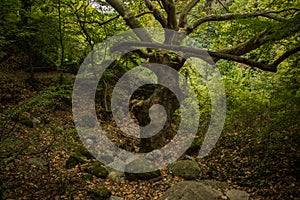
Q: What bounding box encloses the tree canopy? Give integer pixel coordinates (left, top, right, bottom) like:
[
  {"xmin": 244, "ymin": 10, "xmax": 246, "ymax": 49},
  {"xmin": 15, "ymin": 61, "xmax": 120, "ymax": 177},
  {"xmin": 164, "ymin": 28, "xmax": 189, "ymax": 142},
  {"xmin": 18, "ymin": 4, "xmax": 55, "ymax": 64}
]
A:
[{"xmin": 0, "ymin": 0, "xmax": 299, "ymax": 199}]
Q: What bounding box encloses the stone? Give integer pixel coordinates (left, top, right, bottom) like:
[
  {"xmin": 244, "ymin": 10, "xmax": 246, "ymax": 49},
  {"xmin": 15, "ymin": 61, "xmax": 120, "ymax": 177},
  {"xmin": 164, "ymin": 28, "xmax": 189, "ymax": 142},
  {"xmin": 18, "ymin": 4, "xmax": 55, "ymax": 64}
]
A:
[
  {"xmin": 84, "ymin": 161, "xmax": 109, "ymax": 178},
  {"xmin": 199, "ymin": 180, "xmax": 228, "ymax": 190},
  {"xmin": 109, "ymin": 196, "xmax": 124, "ymax": 200},
  {"xmin": 226, "ymin": 189, "xmax": 250, "ymax": 200},
  {"xmin": 66, "ymin": 155, "xmax": 85, "ymax": 169},
  {"xmin": 124, "ymin": 158, "xmax": 161, "ymax": 181},
  {"xmin": 160, "ymin": 181, "xmax": 222, "ymax": 200},
  {"xmin": 169, "ymin": 159, "xmax": 202, "ymax": 180},
  {"xmin": 107, "ymin": 171, "xmax": 124, "ymax": 184},
  {"xmin": 75, "ymin": 145, "xmax": 94, "ymax": 159},
  {"xmin": 87, "ymin": 187, "xmax": 111, "ymax": 200}
]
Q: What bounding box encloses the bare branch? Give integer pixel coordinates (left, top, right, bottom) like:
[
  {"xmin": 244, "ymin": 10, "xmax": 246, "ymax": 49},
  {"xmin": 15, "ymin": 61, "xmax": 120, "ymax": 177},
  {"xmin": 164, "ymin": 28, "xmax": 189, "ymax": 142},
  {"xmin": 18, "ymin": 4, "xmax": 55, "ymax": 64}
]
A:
[
  {"xmin": 77, "ymin": 11, "xmax": 153, "ymax": 26},
  {"xmin": 111, "ymin": 41, "xmax": 300, "ymax": 72},
  {"xmin": 215, "ymin": 12, "xmax": 300, "ymax": 61},
  {"xmin": 106, "ymin": 0, "xmax": 152, "ymax": 42},
  {"xmin": 145, "ymin": 0, "xmax": 168, "ymax": 28},
  {"xmin": 217, "ymin": 30, "xmax": 269, "ymax": 57},
  {"xmin": 209, "ymin": 46, "xmax": 300, "ymax": 72},
  {"xmin": 178, "ymin": 0, "xmax": 200, "ymax": 27},
  {"xmin": 161, "ymin": 0, "xmax": 178, "ymax": 29},
  {"xmin": 216, "ymin": 0, "xmax": 229, "ymax": 12},
  {"xmin": 208, "ymin": 52, "xmax": 277, "ymax": 72},
  {"xmin": 270, "ymin": 46, "xmax": 300, "ymax": 68},
  {"xmin": 187, "ymin": 8, "xmax": 300, "ymax": 34}
]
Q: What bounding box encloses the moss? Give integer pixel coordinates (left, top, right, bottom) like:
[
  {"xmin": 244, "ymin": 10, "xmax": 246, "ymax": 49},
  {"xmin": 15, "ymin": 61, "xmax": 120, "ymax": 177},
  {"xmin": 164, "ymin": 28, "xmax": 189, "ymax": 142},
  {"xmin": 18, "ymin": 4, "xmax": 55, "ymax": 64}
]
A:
[
  {"xmin": 66, "ymin": 155, "xmax": 85, "ymax": 169},
  {"xmin": 75, "ymin": 145, "xmax": 94, "ymax": 159},
  {"xmin": 87, "ymin": 187, "xmax": 111, "ymax": 200},
  {"xmin": 170, "ymin": 160, "xmax": 202, "ymax": 180},
  {"xmin": 84, "ymin": 161, "xmax": 108, "ymax": 178}
]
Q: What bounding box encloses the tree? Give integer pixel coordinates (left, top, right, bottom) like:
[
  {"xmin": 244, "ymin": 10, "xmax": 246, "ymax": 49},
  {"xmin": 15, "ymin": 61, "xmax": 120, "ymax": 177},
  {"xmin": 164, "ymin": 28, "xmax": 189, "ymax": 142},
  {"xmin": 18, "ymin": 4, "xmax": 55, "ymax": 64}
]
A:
[{"xmin": 100, "ymin": 0, "xmax": 300, "ymax": 152}]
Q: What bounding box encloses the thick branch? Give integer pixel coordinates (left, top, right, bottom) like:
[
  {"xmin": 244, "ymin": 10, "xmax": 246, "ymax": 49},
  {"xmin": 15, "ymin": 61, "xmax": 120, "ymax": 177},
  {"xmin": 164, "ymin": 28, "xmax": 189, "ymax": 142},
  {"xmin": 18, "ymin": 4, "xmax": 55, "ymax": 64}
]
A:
[
  {"xmin": 178, "ymin": 0, "xmax": 200, "ymax": 27},
  {"xmin": 145, "ymin": 0, "xmax": 168, "ymax": 28},
  {"xmin": 215, "ymin": 12, "xmax": 300, "ymax": 61},
  {"xmin": 270, "ymin": 46, "xmax": 300, "ymax": 68},
  {"xmin": 217, "ymin": 30, "xmax": 269, "ymax": 57},
  {"xmin": 161, "ymin": 0, "xmax": 178, "ymax": 29},
  {"xmin": 106, "ymin": 0, "xmax": 152, "ymax": 42},
  {"xmin": 111, "ymin": 41, "xmax": 300, "ymax": 72},
  {"xmin": 187, "ymin": 9, "xmax": 300, "ymax": 34},
  {"xmin": 77, "ymin": 11, "xmax": 153, "ymax": 26}
]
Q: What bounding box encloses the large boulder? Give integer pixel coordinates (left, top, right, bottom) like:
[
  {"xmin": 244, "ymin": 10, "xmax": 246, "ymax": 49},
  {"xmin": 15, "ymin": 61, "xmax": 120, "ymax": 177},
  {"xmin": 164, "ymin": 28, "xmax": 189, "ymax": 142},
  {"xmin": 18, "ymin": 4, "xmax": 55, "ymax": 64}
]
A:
[
  {"xmin": 160, "ymin": 181, "xmax": 222, "ymax": 200},
  {"xmin": 199, "ymin": 180, "xmax": 228, "ymax": 190},
  {"xmin": 169, "ymin": 159, "xmax": 202, "ymax": 180}
]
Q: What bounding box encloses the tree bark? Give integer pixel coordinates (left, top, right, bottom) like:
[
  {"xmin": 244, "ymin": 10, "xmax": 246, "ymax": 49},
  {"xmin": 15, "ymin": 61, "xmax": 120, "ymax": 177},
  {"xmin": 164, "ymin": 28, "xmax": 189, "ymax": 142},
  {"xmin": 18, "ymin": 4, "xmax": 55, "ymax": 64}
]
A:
[{"xmin": 131, "ymin": 52, "xmax": 184, "ymax": 152}]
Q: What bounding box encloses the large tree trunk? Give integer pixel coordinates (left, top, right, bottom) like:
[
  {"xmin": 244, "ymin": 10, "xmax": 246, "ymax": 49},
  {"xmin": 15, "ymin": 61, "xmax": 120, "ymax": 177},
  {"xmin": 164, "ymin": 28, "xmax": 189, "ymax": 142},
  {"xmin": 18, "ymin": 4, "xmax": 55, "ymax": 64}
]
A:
[{"xmin": 131, "ymin": 53, "xmax": 184, "ymax": 152}]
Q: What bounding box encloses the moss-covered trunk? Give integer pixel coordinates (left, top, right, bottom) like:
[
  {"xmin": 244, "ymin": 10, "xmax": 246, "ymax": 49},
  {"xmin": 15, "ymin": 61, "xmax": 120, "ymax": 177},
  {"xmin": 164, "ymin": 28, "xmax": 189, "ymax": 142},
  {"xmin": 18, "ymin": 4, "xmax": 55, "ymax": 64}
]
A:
[{"xmin": 131, "ymin": 53, "xmax": 184, "ymax": 152}]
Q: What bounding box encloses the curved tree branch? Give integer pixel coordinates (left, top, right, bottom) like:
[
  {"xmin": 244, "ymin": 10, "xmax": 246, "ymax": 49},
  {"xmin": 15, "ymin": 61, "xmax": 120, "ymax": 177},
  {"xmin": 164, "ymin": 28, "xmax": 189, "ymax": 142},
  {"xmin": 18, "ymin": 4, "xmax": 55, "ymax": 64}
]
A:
[
  {"xmin": 179, "ymin": 0, "xmax": 201, "ymax": 27},
  {"xmin": 215, "ymin": 12, "xmax": 300, "ymax": 61},
  {"xmin": 111, "ymin": 41, "xmax": 300, "ymax": 72},
  {"xmin": 269, "ymin": 46, "xmax": 300, "ymax": 68},
  {"xmin": 145, "ymin": 0, "xmax": 168, "ymax": 28},
  {"xmin": 187, "ymin": 8, "xmax": 300, "ymax": 34},
  {"xmin": 77, "ymin": 11, "xmax": 153, "ymax": 26},
  {"xmin": 106, "ymin": 0, "xmax": 152, "ymax": 42},
  {"xmin": 161, "ymin": 0, "xmax": 178, "ymax": 29}
]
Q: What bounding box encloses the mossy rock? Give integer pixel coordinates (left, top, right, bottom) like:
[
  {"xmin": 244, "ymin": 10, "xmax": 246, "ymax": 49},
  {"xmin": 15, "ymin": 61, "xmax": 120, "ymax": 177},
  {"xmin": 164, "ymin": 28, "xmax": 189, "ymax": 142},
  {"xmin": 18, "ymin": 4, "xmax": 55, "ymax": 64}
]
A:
[
  {"xmin": 84, "ymin": 161, "xmax": 109, "ymax": 178},
  {"xmin": 170, "ymin": 159, "xmax": 202, "ymax": 180},
  {"xmin": 19, "ymin": 117, "xmax": 34, "ymax": 128},
  {"xmin": 66, "ymin": 155, "xmax": 86, "ymax": 169},
  {"xmin": 76, "ymin": 145, "xmax": 94, "ymax": 159},
  {"xmin": 88, "ymin": 187, "xmax": 111, "ymax": 200},
  {"xmin": 160, "ymin": 181, "xmax": 222, "ymax": 200},
  {"xmin": 199, "ymin": 180, "xmax": 228, "ymax": 190},
  {"xmin": 124, "ymin": 158, "xmax": 161, "ymax": 181}
]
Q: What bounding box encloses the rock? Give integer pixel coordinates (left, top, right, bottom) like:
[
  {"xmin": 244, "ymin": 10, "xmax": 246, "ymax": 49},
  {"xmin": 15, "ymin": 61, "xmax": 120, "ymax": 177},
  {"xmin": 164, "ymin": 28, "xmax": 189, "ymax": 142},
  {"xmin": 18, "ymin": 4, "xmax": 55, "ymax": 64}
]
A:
[
  {"xmin": 66, "ymin": 155, "xmax": 85, "ymax": 169},
  {"xmin": 75, "ymin": 145, "xmax": 94, "ymax": 159},
  {"xmin": 84, "ymin": 161, "xmax": 109, "ymax": 178},
  {"xmin": 169, "ymin": 159, "xmax": 202, "ymax": 180},
  {"xmin": 87, "ymin": 187, "xmax": 111, "ymax": 200},
  {"xmin": 226, "ymin": 189, "xmax": 250, "ymax": 200},
  {"xmin": 107, "ymin": 171, "xmax": 124, "ymax": 184},
  {"xmin": 109, "ymin": 196, "xmax": 124, "ymax": 200},
  {"xmin": 199, "ymin": 180, "xmax": 228, "ymax": 190},
  {"xmin": 19, "ymin": 117, "xmax": 34, "ymax": 128},
  {"xmin": 124, "ymin": 158, "xmax": 161, "ymax": 181},
  {"xmin": 160, "ymin": 181, "xmax": 222, "ymax": 200}
]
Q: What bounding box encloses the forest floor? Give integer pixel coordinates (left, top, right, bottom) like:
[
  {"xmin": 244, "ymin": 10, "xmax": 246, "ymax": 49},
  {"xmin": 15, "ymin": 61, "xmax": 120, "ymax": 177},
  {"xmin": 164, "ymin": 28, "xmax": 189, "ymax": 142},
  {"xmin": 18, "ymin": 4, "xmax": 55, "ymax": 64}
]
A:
[{"xmin": 0, "ymin": 70, "xmax": 299, "ymax": 200}]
